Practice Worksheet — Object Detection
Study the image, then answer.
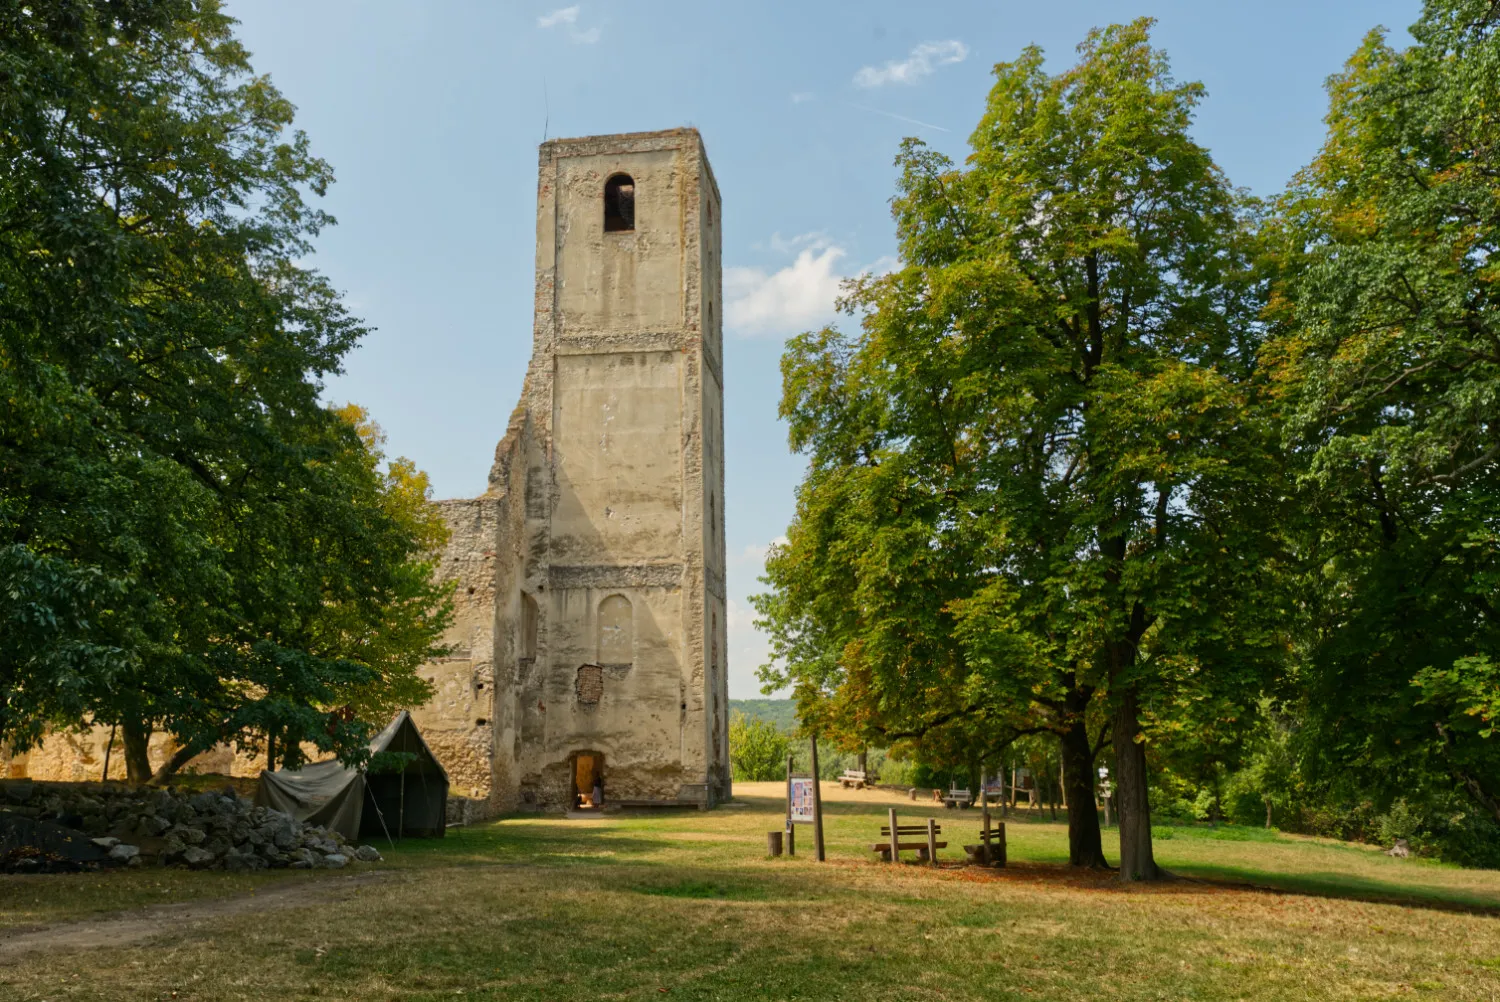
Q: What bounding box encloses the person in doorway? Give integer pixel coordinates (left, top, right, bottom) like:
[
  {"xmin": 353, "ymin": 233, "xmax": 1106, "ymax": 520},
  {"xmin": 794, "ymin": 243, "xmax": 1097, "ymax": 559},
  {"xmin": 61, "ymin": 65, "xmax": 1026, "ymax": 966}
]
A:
[{"xmin": 591, "ymin": 778, "xmax": 603, "ymax": 809}]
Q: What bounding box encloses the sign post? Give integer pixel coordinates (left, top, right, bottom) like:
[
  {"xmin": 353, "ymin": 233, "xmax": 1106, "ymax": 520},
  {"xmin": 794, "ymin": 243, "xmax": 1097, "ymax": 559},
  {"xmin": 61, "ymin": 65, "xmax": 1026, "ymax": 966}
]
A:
[
  {"xmin": 786, "ymin": 745, "xmax": 825, "ymax": 862},
  {"xmin": 810, "ymin": 735, "xmax": 826, "ymax": 862},
  {"xmin": 785, "ymin": 753, "xmax": 796, "ymax": 856}
]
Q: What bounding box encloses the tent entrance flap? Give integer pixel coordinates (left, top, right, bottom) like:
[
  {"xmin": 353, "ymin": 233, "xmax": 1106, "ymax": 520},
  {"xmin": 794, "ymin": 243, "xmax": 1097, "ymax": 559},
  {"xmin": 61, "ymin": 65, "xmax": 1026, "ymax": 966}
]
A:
[{"xmin": 254, "ymin": 711, "xmax": 451, "ymax": 840}]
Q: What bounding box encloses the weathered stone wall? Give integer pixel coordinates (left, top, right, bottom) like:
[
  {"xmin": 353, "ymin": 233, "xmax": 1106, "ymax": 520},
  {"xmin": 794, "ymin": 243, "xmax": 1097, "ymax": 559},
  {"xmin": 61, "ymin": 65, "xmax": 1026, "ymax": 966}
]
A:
[
  {"xmin": 420, "ymin": 128, "xmax": 728, "ymax": 812},
  {"xmin": 3, "ymin": 728, "xmax": 268, "ymax": 784},
  {"xmin": 408, "ymin": 495, "xmax": 501, "ymax": 803}
]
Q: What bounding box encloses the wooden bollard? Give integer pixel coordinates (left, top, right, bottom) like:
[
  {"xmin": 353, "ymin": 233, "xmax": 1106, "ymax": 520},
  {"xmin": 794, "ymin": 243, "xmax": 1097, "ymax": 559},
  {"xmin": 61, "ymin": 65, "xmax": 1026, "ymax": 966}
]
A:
[
  {"xmin": 767, "ymin": 830, "xmax": 783, "ymax": 856},
  {"xmin": 888, "ymin": 807, "xmax": 900, "ymax": 865}
]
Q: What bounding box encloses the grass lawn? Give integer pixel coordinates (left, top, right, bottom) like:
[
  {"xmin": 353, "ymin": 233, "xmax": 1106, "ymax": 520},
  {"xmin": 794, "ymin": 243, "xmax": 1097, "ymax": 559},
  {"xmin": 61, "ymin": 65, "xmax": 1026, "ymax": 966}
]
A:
[{"xmin": 3, "ymin": 781, "xmax": 1500, "ymax": 1000}]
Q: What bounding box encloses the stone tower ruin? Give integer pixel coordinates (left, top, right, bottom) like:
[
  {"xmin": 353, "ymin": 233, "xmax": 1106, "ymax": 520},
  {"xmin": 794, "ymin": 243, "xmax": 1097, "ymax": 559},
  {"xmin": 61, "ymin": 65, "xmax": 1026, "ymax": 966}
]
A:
[{"xmin": 409, "ymin": 128, "xmax": 729, "ymax": 813}]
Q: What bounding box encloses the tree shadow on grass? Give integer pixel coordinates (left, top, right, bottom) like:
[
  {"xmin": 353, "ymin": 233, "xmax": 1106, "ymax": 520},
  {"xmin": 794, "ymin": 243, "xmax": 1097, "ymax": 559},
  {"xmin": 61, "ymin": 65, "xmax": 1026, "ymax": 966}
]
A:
[
  {"xmin": 374, "ymin": 817, "xmax": 673, "ymax": 870},
  {"xmin": 1169, "ymin": 862, "xmax": 1500, "ymax": 915},
  {"xmin": 953, "ymin": 858, "xmax": 1500, "ymax": 916}
]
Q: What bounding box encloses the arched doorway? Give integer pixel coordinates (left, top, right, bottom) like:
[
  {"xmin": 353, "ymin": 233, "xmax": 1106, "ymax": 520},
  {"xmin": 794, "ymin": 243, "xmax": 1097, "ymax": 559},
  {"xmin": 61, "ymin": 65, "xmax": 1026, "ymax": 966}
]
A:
[{"xmin": 570, "ymin": 751, "xmax": 604, "ymax": 809}]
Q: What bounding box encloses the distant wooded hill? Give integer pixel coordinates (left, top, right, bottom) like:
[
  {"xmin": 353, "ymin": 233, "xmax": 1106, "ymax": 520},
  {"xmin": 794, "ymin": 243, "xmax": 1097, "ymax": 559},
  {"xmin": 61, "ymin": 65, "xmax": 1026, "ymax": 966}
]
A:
[{"xmin": 729, "ymin": 699, "xmax": 798, "ymax": 733}]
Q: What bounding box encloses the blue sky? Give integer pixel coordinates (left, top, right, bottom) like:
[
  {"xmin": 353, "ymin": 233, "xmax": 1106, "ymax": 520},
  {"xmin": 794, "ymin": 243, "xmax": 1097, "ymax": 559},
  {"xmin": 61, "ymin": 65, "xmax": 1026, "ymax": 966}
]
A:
[{"xmin": 225, "ymin": 0, "xmax": 1418, "ymax": 698}]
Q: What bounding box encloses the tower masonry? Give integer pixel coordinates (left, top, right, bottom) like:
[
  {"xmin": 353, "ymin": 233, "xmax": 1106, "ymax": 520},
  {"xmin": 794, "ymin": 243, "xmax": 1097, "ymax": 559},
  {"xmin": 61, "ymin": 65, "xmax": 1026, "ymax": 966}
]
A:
[{"xmin": 409, "ymin": 128, "xmax": 729, "ymax": 812}]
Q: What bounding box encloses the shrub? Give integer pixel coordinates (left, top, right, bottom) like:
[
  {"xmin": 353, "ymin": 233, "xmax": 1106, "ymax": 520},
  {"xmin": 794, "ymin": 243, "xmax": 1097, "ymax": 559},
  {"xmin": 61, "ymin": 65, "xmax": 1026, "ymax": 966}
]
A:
[
  {"xmin": 1376, "ymin": 799, "xmax": 1424, "ymax": 847},
  {"xmin": 729, "ymin": 712, "xmax": 791, "ymax": 781}
]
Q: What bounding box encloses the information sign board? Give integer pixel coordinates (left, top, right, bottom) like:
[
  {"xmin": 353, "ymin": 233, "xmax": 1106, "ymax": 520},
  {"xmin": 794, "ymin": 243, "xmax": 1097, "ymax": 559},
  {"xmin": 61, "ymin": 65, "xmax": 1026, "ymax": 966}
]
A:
[{"xmin": 789, "ymin": 776, "xmax": 816, "ymax": 824}]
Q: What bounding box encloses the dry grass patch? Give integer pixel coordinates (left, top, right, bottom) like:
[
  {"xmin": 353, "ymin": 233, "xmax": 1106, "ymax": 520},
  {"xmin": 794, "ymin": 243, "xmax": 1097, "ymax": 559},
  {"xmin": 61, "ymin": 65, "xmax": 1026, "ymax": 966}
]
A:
[{"xmin": 2, "ymin": 783, "xmax": 1499, "ymax": 1000}]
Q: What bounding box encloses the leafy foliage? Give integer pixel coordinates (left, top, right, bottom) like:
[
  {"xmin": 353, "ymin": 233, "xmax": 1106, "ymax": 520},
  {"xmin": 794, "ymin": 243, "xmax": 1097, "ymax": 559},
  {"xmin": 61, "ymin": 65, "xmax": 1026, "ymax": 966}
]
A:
[
  {"xmin": 0, "ymin": 0, "xmax": 450, "ymax": 778},
  {"xmin": 728, "ymin": 712, "xmax": 792, "ymax": 782},
  {"xmin": 1266, "ymin": 0, "xmax": 1500, "ymax": 825},
  {"xmin": 755, "ymin": 19, "xmax": 1285, "ymax": 877}
]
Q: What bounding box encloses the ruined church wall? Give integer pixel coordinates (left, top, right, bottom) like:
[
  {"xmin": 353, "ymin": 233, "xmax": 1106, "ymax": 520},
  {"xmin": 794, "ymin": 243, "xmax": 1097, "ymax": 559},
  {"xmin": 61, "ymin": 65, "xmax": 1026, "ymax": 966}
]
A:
[
  {"xmin": 698, "ymin": 158, "xmax": 731, "ymax": 799},
  {"xmin": 409, "ymin": 495, "xmax": 502, "ymax": 804},
  {"xmin": 521, "ymin": 131, "xmax": 715, "ymax": 807},
  {"xmin": 2, "ymin": 729, "xmax": 266, "ymax": 784}
]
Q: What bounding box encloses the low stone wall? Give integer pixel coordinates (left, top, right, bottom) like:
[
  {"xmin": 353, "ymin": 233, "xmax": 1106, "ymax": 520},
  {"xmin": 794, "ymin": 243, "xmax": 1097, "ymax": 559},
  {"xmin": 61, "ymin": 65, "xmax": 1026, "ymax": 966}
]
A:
[{"xmin": 0, "ymin": 780, "xmax": 382, "ymax": 872}]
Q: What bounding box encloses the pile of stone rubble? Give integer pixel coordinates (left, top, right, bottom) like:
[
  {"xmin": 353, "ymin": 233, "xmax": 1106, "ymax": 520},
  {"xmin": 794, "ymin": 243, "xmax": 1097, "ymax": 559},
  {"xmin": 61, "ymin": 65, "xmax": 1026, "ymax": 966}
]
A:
[{"xmin": 0, "ymin": 780, "xmax": 382, "ymax": 872}]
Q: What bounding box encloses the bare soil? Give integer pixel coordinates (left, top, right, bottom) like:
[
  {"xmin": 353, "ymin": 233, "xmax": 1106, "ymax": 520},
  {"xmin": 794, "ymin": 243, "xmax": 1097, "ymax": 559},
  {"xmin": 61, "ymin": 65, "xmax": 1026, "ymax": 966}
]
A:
[{"xmin": 0, "ymin": 870, "xmax": 385, "ymax": 960}]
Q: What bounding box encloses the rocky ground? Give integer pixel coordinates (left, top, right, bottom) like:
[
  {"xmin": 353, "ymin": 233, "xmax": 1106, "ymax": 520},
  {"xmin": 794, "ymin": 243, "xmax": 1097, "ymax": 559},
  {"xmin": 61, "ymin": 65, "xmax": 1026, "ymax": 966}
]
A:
[{"xmin": 0, "ymin": 779, "xmax": 382, "ymax": 872}]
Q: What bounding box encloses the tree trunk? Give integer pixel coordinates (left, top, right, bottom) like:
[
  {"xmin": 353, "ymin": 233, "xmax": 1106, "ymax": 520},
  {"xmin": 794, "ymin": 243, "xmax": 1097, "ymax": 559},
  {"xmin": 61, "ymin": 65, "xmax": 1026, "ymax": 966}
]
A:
[
  {"xmin": 1112, "ymin": 688, "xmax": 1160, "ymax": 881},
  {"xmin": 1059, "ymin": 718, "xmax": 1108, "ymax": 868},
  {"xmin": 1456, "ymin": 768, "xmax": 1500, "ymax": 826},
  {"xmin": 150, "ymin": 740, "xmax": 206, "ymax": 785},
  {"xmin": 1264, "ymin": 796, "xmax": 1273, "ymax": 829},
  {"xmin": 122, "ymin": 718, "xmax": 152, "ymax": 784}
]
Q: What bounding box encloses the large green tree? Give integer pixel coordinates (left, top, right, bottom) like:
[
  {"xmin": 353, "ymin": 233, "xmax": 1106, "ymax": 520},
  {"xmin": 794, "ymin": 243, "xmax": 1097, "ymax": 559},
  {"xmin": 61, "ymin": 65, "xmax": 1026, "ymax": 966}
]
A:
[
  {"xmin": 1268, "ymin": 0, "xmax": 1500, "ymax": 822},
  {"xmin": 0, "ymin": 0, "xmax": 450, "ymax": 779},
  {"xmin": 758, "ymin": 20, "xmax": 1284, "ymax": 879}
]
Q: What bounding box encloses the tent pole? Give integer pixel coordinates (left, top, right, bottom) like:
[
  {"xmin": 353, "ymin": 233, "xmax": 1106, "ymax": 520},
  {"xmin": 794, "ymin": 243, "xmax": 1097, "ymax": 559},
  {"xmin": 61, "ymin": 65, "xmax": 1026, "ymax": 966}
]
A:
[
  {"xmin": 419, "ymin": 765, "xmax": 431, "ymax": 834},
  {"xmin": 400, "ymin": 766, "xmax": 406, "ymax": 840},
  {"xmin": 365, "ymin": 771, "xmax": 397, "ymax": 849}
]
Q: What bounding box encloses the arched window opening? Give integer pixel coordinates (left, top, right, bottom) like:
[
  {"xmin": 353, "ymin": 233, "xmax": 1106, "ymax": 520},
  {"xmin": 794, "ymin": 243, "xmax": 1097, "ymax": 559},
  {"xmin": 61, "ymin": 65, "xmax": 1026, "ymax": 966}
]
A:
[
  {"xmin": 604, "ymin": 174, "xmax": 635, "ymax": 232},
  {"xmin": 520, "ymin": 592, "xmax": 539, "ymax": 661},
  {"xmin": 597, "ymin": 594, "xmax": 634, "ymax": 668}
]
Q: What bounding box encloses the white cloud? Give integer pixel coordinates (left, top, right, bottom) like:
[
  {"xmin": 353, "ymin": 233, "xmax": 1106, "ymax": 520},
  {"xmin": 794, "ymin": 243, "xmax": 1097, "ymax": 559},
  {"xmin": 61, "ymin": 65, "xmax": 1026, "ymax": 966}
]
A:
[
  {"xmin": 790, "ymin": 91, "xmax": 814, "ymax": 104},
  {"xmin": 727, "ymin": 597, "xmax": 776, "ymax": 695},
  {"xmin": 854, "ymin": 40, "xmax": 968, "ymax": 88},
  {"xmin": 726, "ymin": 235, "xmax": 847, "ymax": 336},
  {"xmin": 727, "ymin": 597, "xmax": 758, "ymax": 633},
  {"xmin": 536, "ymin": 5, "xmax": 578, "ymax": 27},
  {"xmin": 726, "ymin": 235, "xmax": 894, "ymax": 337},
  {"xmin": 724, "ymin": 537, "xmax": 792, "ymax": 696},
  {"xmin": 537, "ymin": 5, "xmax": 601, "ymax": 43}
]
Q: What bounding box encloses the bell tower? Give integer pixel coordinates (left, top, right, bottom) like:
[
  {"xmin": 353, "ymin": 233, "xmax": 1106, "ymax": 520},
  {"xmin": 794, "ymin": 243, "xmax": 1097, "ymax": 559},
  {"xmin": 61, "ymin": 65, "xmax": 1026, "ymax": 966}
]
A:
[{"xmin": 520, "ymin": 129, "xmax": 728, "ymax": 807}]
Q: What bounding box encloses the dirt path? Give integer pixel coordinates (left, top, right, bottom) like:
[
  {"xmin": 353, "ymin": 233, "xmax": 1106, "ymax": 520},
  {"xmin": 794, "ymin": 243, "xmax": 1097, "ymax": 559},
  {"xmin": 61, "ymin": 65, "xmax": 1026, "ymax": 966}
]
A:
[{"xmin": 0, "ymin": 871, "xmax": 387, "ymax": 960}]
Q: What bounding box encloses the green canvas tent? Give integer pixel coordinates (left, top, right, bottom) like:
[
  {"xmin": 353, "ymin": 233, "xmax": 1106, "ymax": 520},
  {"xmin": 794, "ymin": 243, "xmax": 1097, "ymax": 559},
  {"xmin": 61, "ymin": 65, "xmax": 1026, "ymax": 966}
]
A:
[{"xmin": 255, "ymin": 711, "xmax": 450, "ymax": 841}]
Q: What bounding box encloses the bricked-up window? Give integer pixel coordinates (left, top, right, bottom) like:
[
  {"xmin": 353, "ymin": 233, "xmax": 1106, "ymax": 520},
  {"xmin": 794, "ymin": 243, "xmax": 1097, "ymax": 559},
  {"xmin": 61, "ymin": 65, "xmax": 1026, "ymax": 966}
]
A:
[
  {"xmin": 604, "ymin": 173, "xmax": 635, "ymax": 232},
  {"xmin": 597, "ymin": 594, "xmax": 633, "ymax": 668},
  {"xmin": 576, "ymin": 664, "xmax": 604, "ymax": 706},
  {"xmin": 521, "ymin": 592, "xmax": 539, "ymax": 661}
]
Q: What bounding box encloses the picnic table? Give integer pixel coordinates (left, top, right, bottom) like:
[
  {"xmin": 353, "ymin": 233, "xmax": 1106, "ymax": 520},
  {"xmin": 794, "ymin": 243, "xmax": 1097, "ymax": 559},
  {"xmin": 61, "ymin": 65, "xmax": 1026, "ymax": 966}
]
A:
[
  {"xmin": 839, "ymin": 769, "xmax": 870, "ymax": 790},
  {"xmin": 942, "ymin": 787, "xmax": 972, "ymax": 809}
]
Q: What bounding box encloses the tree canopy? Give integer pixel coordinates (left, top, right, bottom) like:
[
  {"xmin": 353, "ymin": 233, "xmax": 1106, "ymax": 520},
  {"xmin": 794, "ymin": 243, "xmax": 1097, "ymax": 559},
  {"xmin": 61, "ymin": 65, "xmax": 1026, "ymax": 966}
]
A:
[
  {"xmin": 756, "ymin": 19, "xmax": 1287, "ymax": 878},
  {"xmin": 0, "ymin": 0, "xmax": 450, "ymax": 780},
  {"xmin": 1266, "ymin": 0, "xmax": 1500, "ymax": 825}
]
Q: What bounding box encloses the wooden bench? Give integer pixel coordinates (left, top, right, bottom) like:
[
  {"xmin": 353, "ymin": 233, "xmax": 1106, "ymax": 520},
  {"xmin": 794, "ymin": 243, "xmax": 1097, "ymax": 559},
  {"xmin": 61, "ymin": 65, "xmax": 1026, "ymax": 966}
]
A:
[
  {"xmin": 839, "ymin": 769, "xmax": 869, "ymax": 790},
  {"xmin": 871, "ymin": 813, "xmax": 946, "ymax": 865},
  {"xmin": 962, "ymin": 821, "xmax": 1007, "ymax": 867},
  {"xmin": 943, "ymin": 787, "xmax": 972, "ymax": 810}
]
